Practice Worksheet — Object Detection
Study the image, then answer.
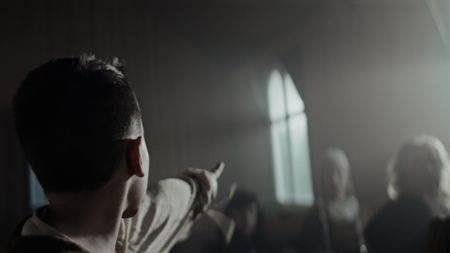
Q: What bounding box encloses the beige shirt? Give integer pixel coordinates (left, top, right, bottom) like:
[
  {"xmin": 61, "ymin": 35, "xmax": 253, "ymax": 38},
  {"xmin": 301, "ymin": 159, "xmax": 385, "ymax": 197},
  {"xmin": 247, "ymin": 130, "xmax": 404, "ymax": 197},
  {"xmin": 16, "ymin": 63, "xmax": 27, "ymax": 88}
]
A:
[{"xmin": 21, "ymin": 178, "xmax": 197, "ymax": 253}]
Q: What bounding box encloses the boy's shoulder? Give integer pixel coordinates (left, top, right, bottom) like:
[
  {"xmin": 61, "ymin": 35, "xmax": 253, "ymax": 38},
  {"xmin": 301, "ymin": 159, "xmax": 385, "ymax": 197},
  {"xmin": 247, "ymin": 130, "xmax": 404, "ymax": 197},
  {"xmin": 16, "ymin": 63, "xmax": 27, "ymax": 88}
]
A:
[{"xmin": 7, "ymin": 215, "xmax": 87, "ymax": 253}]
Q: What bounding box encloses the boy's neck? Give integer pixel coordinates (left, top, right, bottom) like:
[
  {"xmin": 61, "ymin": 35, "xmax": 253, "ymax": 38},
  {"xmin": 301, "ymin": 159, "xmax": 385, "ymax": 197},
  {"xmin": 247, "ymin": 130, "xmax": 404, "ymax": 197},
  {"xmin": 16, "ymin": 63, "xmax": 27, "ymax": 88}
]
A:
[{"xmin": 46, "ymin": 188, "xmax": 126, "ymax": 252}]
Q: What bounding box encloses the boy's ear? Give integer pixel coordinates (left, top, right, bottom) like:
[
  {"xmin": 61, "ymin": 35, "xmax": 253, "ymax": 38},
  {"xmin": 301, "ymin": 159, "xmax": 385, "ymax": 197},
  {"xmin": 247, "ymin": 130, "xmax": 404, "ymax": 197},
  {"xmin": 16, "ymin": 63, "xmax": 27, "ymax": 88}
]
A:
[{"xmin": 126, "ymin": 136, "xmax": 145, "ymax": 177}]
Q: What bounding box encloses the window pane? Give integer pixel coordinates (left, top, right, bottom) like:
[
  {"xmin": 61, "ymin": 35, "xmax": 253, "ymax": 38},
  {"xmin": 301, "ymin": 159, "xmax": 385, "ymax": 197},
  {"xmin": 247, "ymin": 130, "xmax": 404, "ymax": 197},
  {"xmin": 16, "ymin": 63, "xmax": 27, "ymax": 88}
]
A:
[
  {"xmin": 288, "ymin": 113, "xmax": 314, "ymax": 205},
  {"xmin": 284, "ymin": 73, "xmax": 305, "ymax": 115},
  {"xmin": 268, "ymin": 68, "xmax": 313, "ymax": 206},
  {"xmin": 270, "ymin": 120, "xmax": 293, "ymax": 203},
  {"xmin": 268, "ymin": 70, "xmax": 287, "ymax": 121}
]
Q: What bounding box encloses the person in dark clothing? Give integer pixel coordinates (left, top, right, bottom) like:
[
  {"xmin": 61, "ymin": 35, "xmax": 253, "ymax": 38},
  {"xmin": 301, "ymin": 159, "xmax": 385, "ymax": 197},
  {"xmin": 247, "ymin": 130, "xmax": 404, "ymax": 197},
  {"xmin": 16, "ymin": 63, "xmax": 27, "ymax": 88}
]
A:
[
  {"xmin": 365, "ymin": 135, "xmax": 450, "ymax": 253},
  {"xmin": 223, "ymin": 191, "xmax": 269, "ymax": 253},
  {"xmin": 170, "ymin": 211, "xmax": 232, "ymax": 253},
  {"xmin": 365, "ymin": 194, "xmax": 432, "ymax": 253},
  {"xmin": 298, "ymin": 148, "xmax": 366, "ymax": 253},
  {"xmin": 173, "ymin": 190, "xmax": 268, "ymax": 253}
]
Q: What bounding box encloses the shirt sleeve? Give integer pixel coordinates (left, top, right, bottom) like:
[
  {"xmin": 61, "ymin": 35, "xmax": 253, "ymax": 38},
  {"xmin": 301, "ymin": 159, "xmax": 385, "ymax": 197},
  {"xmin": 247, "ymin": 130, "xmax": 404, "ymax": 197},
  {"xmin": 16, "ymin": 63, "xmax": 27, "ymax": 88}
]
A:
[{"xmin": 117, "ymin": 178, "xmax": 198, "ymax": 253}]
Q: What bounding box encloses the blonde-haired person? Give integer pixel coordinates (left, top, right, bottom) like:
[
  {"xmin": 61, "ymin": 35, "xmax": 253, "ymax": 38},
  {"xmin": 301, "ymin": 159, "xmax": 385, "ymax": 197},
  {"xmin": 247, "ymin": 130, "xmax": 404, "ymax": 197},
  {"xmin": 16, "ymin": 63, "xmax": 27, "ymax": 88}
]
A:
[
  {"xmin": 365, "ymin": 135, "xmax": 450, "ymax": 253},
  {"xmin": 298, "ymin": 148, "xmax": 366, "ymax": 253},
  {"xmin": 387, "ymin": 134, "xmax": 450, "ymax": 217}
]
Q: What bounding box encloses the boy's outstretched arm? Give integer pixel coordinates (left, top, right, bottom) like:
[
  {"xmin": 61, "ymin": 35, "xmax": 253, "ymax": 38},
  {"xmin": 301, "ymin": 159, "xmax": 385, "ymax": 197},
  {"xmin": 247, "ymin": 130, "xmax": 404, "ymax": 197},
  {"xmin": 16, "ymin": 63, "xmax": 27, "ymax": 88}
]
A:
[{"xmin": 117, "ymin": 162, "xmax": 225, "ymax": 253}]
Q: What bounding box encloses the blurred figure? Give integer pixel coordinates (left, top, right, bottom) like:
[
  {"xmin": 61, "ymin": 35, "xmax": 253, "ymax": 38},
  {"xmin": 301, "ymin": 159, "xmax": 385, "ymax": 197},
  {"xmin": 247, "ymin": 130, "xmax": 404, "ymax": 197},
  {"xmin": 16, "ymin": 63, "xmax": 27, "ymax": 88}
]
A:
[
  {"xmin": 298, "ymin": 148, "xmax": 366, "ymax": 253},
  {"xmin": 387, "ymin": 135, "xmax": 450, "ymax": 216},
  {"xmin": 365, "ymin": 134, "xmax": 450, "ymax": 253},
  {"xmin": 223, "ymin": 191, "xmax": 270, "ymax": 253},
  {"xmin": 170, "ymin": 212, "xmax": 231, "ymax": 253},
  {"xmin": 171, "ymin": 190, "xmax": 268, "ymax": 253}
]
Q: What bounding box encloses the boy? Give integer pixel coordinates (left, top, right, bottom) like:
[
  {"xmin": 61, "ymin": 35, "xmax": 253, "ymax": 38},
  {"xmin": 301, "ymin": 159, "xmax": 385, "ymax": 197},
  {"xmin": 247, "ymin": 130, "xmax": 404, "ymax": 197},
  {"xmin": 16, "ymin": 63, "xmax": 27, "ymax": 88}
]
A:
[{"xmin": 8, "ymin": 55, "xmax": 224, "ymax": 253}]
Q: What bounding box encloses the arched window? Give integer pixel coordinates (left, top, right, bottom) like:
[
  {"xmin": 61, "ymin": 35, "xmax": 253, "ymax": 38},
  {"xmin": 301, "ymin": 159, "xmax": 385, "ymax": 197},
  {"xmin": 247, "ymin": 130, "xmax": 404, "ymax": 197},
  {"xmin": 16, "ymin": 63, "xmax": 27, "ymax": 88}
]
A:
[{"xmin": 268, "ymin": 68, "xmax": 314, "ymax": 205}]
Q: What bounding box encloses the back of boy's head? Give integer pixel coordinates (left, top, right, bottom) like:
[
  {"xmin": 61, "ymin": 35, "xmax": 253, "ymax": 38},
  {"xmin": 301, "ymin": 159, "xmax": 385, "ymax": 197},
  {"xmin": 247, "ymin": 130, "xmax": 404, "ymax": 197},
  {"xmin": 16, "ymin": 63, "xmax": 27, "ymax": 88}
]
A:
[{"xmin": 13, "ymin": 54, "xmax": 141, "ymax": 193}]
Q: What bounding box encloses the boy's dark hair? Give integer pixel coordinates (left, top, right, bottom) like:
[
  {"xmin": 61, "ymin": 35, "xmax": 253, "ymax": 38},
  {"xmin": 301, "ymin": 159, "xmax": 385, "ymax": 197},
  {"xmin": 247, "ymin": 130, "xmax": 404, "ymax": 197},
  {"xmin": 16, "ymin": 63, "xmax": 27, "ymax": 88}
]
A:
[{"xmin": 13, "ymin": 54, "xmax": 140, "ymax": 192}]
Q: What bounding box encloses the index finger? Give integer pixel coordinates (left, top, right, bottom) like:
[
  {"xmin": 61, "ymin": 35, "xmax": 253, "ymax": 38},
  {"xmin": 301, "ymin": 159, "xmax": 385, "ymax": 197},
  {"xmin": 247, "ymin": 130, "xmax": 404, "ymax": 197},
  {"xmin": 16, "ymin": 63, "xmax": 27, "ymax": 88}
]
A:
[{"xmin": 211, "ymin": 161, "xmax": 225, "ymax": 178}]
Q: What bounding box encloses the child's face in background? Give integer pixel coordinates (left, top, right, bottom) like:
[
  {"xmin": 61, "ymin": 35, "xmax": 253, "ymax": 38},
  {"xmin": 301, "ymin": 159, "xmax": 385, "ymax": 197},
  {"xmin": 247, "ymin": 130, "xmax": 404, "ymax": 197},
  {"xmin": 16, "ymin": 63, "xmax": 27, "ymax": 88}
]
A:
[
  {"xmin": 230, "ymin": 202, "xmax": 258, "ymax": 238},
  {"xmin": 321, "ymin": 159, "xmax": 350, "ymax": 202}
]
